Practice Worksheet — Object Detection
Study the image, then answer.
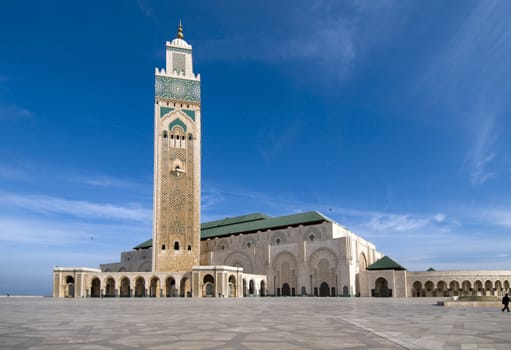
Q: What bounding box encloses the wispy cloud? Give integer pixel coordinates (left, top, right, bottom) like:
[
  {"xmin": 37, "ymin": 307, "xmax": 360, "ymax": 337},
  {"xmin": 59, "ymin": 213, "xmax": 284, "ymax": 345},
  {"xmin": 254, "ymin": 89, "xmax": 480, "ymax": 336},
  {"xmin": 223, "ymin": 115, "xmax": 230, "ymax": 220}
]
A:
[
  {"xmin": 68, "ymin": 174, "xmax": 145, "ymax": 189},
  {"xmin": 199, "ymin": 0, "xmax": 401, "ymax": 81},
  {"xmin": 415, "ymin": 1, "xmax": 511, "ymax": 185},
  {"xmin": 0, "ymin": 164, "xmax": 28, "ymax": 180},
  {"xmin": 0, "ymin": 214, "xmax": 148, "ymax": 246},
  {"xmin": 0, "ymin": 192, "xmax": 151, "ymax": 222},
  {"xmin": 0, "ymin": 104, "xmax": 33, "ymax": 121},
  {"xmin": 478, "ymin": 208, "xmax": 511, "ymax": 229},
  {"xmin": 135, "ymin": 0, "xmax": 155, "ymax": 19},
  {"xmin": 466, "ymin": 109, "xmax": 497, "ymax": 185},
  {"xmin": 259, "ymin": 120, "xmax": 303, "ymax": 162}
]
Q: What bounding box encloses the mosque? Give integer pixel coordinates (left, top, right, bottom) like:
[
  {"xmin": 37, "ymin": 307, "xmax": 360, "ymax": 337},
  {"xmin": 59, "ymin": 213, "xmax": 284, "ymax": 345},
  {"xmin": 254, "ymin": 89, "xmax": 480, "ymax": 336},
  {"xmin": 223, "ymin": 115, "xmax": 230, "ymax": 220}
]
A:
[{"xmin": 53, "ymin": 24, "xmax": 511, "ymax": 299}]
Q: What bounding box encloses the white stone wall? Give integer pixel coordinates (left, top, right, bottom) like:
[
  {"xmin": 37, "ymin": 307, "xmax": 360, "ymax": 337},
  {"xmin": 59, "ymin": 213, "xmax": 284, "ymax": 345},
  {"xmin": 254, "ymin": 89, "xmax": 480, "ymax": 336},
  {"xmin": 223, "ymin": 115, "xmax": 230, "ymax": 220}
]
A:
[
  {"xmin": 201, "ymin": 221, "xmax": 382, "ymax": 296},
  {"xmin": 361, "ymin": 269, "xmax": 511, "ymax": 298}
]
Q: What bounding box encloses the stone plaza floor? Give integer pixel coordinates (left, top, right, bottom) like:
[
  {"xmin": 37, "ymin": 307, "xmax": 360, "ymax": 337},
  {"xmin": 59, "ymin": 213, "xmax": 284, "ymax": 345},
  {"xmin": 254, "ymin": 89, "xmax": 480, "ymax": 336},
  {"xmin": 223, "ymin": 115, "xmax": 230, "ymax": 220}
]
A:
[{"xmin": 0, "ymin": 297, "xmax": 510, "ymax": 349}]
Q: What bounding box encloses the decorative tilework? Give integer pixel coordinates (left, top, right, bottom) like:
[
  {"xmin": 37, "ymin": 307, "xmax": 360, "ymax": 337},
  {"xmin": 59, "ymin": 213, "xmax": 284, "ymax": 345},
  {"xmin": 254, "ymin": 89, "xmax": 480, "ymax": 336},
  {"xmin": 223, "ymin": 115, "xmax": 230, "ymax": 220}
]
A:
[
  {"xmin": 169, "ymin": 118, "xmax": 187, "ymax": 132},
  {"xmin": 160, "ymin": 107, "xmax": 174, "ymax": 118},
  {"xmin": 182, "ymin": 109, "xmax": 196, "ymax": 121},
  {"xmin": 155, "ymin": 76, "xmax": 200, "ymax": 102}
]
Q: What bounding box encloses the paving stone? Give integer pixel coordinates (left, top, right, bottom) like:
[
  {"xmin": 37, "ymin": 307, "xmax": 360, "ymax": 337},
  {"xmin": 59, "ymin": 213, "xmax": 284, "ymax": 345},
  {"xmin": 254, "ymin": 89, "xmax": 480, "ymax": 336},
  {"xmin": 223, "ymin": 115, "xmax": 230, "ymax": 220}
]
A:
[{"xmin": 1, "ymin": 297, "xmax": 511, "ymax": 349}]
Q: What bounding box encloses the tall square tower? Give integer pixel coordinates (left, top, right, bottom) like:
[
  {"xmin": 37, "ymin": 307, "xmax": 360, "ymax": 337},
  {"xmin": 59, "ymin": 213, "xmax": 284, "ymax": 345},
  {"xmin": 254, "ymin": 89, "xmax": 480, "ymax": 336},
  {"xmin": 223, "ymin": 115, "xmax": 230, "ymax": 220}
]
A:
[{"xmin": 152, "ymin": 23, "xmax": 201, "ymax": 272}]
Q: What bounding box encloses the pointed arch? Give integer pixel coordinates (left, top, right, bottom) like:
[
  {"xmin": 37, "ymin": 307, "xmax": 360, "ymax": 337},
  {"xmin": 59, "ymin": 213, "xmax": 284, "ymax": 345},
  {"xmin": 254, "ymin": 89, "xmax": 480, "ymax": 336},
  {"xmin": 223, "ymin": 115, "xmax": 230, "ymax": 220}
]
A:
[{"xmin": 169, "ymin": 118, "xmax": 187, "ymax": 132}]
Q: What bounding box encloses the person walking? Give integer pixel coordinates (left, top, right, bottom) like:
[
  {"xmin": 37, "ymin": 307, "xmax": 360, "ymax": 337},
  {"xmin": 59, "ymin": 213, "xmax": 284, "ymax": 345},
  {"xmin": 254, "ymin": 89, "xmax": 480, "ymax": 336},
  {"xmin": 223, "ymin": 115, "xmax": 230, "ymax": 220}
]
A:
[{"xmin": 502, "ymin": 293, "xmax": 510, "ymax": 312}]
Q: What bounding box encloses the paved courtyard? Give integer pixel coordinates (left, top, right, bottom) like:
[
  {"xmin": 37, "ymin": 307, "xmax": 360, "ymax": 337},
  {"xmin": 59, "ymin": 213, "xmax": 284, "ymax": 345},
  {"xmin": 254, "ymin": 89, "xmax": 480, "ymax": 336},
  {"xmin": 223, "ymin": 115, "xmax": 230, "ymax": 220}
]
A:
[{"xmin": 0, "ymin": 297, "xmax": 510, "ymax": 349}]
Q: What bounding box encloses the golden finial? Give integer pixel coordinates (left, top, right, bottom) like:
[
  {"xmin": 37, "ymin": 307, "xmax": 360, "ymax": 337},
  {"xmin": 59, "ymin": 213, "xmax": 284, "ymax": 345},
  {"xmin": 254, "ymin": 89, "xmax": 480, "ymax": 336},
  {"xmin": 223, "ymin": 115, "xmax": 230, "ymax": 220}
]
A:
[{"xmin": 177, "ymin": 20, "xmax": 184, "ymax": 39}]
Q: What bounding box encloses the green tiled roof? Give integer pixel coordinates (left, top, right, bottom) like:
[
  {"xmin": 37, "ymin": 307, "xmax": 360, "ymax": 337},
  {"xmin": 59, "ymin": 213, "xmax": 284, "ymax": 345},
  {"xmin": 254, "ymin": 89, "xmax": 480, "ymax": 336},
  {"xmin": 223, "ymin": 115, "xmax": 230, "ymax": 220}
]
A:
[
  {"xmin": 201, "ymin": 213, "xmax": 270, "ymax": 230},
  {"xmin": 367, "ymin": 256, "xmax": 406, "ymax": 271},
  {"xmin": 132, "ymin": 211, "xmax": 333, "ymax": 249},
  {"xmin": 201, "ymin": 211, "xmax": 332, "ymax": 239},
  {"xmin": 133, "ymin": 238, "xmax": 153, "ymax": 250}
]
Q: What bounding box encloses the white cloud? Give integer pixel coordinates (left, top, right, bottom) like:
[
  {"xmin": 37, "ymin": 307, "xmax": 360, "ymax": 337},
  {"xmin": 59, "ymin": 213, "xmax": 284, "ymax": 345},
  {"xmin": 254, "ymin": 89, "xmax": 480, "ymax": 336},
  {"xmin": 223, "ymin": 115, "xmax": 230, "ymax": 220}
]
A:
[
  {"xmin": 0, "ymin": 192, "xmax": 152, "ymax": 222},
  {"xmin": 68, "ymin": 174, "xmax": 144, "ymax": 189},
  {"xmin": 479, "ymin": 208, "xmax": 511, "ymax": 229},
  {"xmin": 433, "ymin": 213, "xmax": 446, "ymax": 223}
]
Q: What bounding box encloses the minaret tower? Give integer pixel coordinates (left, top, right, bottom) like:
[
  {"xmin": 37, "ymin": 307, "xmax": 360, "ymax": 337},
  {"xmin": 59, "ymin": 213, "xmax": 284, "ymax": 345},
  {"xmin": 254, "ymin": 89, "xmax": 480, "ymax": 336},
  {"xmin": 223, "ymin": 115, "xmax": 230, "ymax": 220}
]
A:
[{"xmin": 152, "ymin": 22, "xmax": 201, "ymax": 272}]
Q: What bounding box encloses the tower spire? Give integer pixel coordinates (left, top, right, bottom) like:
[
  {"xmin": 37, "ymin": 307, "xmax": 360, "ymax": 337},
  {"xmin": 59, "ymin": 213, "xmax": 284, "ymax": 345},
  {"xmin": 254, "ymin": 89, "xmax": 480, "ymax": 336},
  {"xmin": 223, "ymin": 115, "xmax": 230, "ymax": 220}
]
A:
[{"xmin": 177, "ymin": 20, "xmax": 184, "ymax": 40}]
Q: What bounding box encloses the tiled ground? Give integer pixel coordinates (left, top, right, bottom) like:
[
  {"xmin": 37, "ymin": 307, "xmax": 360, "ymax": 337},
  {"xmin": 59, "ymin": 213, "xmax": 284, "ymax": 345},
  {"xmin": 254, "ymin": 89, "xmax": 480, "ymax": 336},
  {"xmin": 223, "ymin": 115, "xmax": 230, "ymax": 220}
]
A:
[{"xmin": 0, "ymin": 297, "xmax": 510, "ymax": 349}]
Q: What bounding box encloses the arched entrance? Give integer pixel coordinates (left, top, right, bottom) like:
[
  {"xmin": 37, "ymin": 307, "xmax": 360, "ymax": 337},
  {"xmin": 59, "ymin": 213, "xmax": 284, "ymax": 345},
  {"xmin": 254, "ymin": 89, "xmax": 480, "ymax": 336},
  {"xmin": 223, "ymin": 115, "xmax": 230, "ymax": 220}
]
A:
[
  {"xmin": 373, "ymin": 277, "xmax": 391, "ymax": 297},
  {"xmin": 90, "ymin": 277, "xmax": 101, "ymax": 298},
  {"xmin": 135, "ymin": 277, "xmax": 145, "ymax": 297},
  {"xmin": 203, "ymin": 274, "xmax": 215, "ymax": 297},
  {"xmin": 449, "ymin": 281, "xmax": 460, "ymax": 297},
  {"xmin": 260, "ymin": 280, "xmax": 266, "ymax": 297},
  {"xmin": 105, "ymin": 277, "xmax": 116, "ymax": 297},
  {"xmin": 424, "ymin": 281, "xmax": 434, "ymax": 297},
  {"xmin": 282, "ymin": 283, "xmax": 291, "ymax": 296},
  {"xmin": 65, "ymin": 276, "xmax": 75, "ymax": 298},
  {"xmin": 356, "ymin": 253, "xmax": 367, "ymax": 296},
  {"xmin": 180, "ymin": 277, "xmax": 191, "ymax": 297},
  {"xmin": 437, "ymin": 281, "xmax": 447, "ymax": 297},
  {"xmin": 319, "ymin": 282, "xmax": 330, "ymax": 297},
  {"xmin": 120, "ymin": 277, "xmax": 130, "ymax": 297},
  {"xmin": 243, "ymin": 279, "xmax": 247, "ymax": 297},
  {"xmin": 150, "ymin": 277, "xmax": 160, "ymax": 297},
  {"xmin": 412, "ymin": 281, "xmax": 422, "ymax": 297},
  {"xmin": 485, "ymin": 280, "xmax": 493, "ymax": 296},
  {"xmin": 461, "ymin": 280, "xmax": 471, "ymax": 296},
  {"xmin": 228, "ymin": 275, "xmax": 236, "ymax": 297},
  {"xmin": 474, "ymin": 280, "xmax": 483, "ymax": 296},
  {"xmin": 495, "ymin": 280, "xmax": 503, "ymax": 296},
  {"xmin": 166, "ymin": 277, "xmax": 176, "ymax": 297},
  {"xmin": 249, "ymin": 280, "xmax": 255, "ymax": 295}
]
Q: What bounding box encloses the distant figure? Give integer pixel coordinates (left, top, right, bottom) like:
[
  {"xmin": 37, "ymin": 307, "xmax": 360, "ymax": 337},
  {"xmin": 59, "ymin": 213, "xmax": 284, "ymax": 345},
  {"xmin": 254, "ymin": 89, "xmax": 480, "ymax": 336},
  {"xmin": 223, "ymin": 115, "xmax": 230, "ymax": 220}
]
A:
[{"xmin": 502, "ymin": 293, "xmax": 510, "ymax": 312}]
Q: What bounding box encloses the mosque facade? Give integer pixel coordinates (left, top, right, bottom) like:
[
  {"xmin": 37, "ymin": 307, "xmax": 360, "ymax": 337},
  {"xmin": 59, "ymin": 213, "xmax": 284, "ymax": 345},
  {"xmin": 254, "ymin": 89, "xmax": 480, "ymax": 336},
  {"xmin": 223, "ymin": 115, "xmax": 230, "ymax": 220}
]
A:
[{"xmin": 53, "ymin": 26, "xmax": 511, "ymax": 299}]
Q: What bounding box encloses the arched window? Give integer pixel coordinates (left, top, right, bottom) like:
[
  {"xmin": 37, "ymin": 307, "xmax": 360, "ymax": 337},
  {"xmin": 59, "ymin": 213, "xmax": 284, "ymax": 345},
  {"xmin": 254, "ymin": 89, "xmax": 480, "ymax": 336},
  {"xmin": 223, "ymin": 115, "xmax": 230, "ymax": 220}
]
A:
[
  {"xmin": 163, "ymin": 131, "xmax": 168, "ymax": 138},
  {"xmin": 188, "ymin": 133, "xmax": 193, "ymax": 140},
  {"xmin": 174, "ymin": 241, "xmax": 180, "ymax": 250}
]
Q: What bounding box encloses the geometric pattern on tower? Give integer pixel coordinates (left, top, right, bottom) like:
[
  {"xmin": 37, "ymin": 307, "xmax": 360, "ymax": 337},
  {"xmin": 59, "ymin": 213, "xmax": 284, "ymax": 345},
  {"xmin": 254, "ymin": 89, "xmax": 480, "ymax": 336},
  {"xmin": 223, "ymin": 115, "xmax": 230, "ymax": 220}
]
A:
[{"xmin": 155, "ymin": 76, "xmax": 200, "ymax": 102}]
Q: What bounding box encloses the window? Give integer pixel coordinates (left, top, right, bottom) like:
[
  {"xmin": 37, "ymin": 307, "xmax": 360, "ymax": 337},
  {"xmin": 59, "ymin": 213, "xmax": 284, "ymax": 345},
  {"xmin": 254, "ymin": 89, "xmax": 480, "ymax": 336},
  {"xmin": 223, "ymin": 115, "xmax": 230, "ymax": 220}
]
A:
[
  {"xmin": 246, "ymin": 242, "xmax": 251, "ymax": 248},
  {"xmin": 187, "ymin": 245, "xmax": 191, "ymax": 251},
  {"xmin": 309, "ymin": 235, "xmax": 315, "ymax": 242},
  {"xmin": 174, "ymin": 241, "xmax": 180, "ymax": 250},
  {"xmin": 162, "ymin": 244, "xmax": 166, "ymax": 250},
  {"xmin": 276, "ymin": 238, "xmax": 281, "ymax": 245},
  {"xmin": 163, "ymin": 131, "xmax": 168, "ymax": 138}
]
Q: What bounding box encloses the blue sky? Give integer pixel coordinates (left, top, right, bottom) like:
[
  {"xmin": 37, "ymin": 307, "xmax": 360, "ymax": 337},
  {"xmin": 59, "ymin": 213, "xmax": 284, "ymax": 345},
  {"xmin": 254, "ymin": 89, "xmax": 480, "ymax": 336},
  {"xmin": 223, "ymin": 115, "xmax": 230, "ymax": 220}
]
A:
[{"xmin": 1, "ymin": 1, "xmax": 510, "ymax": 295}]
